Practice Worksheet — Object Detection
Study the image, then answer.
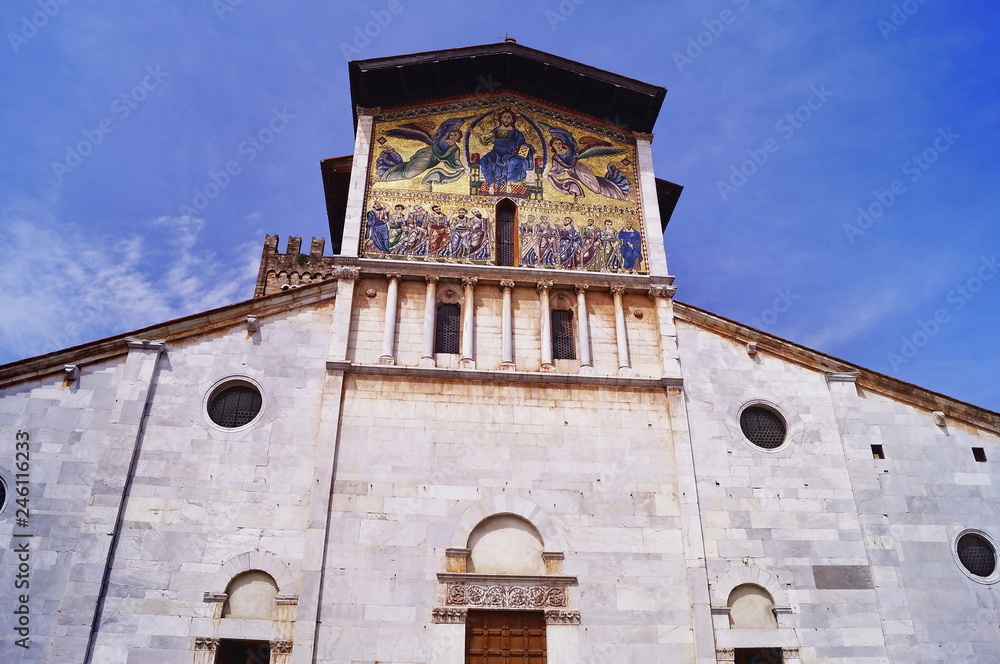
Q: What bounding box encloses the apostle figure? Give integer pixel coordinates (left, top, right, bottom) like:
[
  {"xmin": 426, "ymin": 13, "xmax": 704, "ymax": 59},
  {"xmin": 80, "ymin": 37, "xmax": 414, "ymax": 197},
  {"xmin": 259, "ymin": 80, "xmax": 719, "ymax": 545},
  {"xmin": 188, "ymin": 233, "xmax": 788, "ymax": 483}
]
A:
[
  {"xmin": 365, "ymin": 201, "xmax": 390, "ymax": 253},
  {"xmin": 618, "ymin": 219, "xmax": 643, "ymax": 271}
]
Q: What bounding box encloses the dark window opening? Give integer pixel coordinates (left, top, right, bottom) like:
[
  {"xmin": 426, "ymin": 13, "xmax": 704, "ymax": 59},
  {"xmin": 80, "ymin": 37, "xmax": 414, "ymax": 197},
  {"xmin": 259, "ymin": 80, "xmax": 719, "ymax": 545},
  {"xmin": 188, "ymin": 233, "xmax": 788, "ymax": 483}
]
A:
[
  {"xmin": 735, "ymin": 648, "xmax": 784, "ymax": 664},
  {"xmin": 871, "ymin": 444, "xmax": 884, "ymax": 460},
  {"xmin": 496, "ymin": 199, "xmax": 517, "ymax": 267},
  {"xmin": 739, "ymin": 406, "xmax": 786, "ymax": 449},
  {"xmin": 466, "ymin": 609, "xmax": 545, "ymax": 664},
  {"xmin": 973, "ymin": 447, "xmax": 987, "ymax": 462},
  {"xmin": 215, "ymin": 640, "xmax": 270, "ymax": 664},
  {"xmin": 551, "ymin": 309, "xmax": 575, "ymax": 360},
  {"xmin": 958, "ymin": 533, "xmax": 997, "ymax": 577},
  {"xmin": 208, "ymin": 385, "xmax": 262, "ymax": 428},
  {"xmin": 436, "ymin": 303, "xmax": 461, "ymax": 354}
]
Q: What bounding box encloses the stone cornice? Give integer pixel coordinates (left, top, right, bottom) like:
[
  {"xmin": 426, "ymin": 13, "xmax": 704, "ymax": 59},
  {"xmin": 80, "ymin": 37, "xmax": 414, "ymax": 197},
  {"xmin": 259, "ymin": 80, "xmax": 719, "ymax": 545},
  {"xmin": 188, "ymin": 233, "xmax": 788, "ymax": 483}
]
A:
[
  {"xmin": 438, "ymin": 573, "xmax": 578, "ymax": 586},
  {"xmin": 327, "ymin": 361, "xmax": 683, "ymax": 389}
]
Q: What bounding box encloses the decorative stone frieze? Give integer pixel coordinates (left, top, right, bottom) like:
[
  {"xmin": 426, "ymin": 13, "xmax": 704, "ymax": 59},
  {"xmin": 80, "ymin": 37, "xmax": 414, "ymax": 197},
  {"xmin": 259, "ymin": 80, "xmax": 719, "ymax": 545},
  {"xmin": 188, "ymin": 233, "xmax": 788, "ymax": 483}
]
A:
[
  {"xmin": 782, "ymin": 647, "xmax": 800, "ymax": 658},
  {"xmin": 715, "ymin": 648, "xmax": 735, "ymax": 661},
  {"xmin": 446, "ymin": 582, "xmax": 568, "ymax": 609},
  {"xmin": 271, "ymin": 640, "xmax": 293, "ymax": 654},
  {"xmin": 432, "ymin": 607, "xmax": 469, "ymax": 624},
  {"xmin": 333, "ymin": 266, "xmax": 360, "ymax": 280},
  {"xmin": 194, "ymin": 637, "xmax": 219, "ymax": 651},
  {"xmin": 544, "ymin": 610, "xmax": 581, "ymax": 625}
]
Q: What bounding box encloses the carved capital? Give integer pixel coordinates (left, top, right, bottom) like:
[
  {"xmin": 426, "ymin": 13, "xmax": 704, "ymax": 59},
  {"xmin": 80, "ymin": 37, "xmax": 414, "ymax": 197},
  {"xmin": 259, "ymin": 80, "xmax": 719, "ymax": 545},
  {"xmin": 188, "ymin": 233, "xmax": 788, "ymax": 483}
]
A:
[
  {"xmin": 432, "ymin": 607, "xmax": 468, "ymax": 624},
  {"xmin": 386, "ymin": 273, "xmax": 402, "ymax": 282},
  {"xmin": 333, "ymin": 266, "xmax": 360, "ymax": 281},
  {"xmin": 274, "ymin": 594, "xmax": 299, "ymax": 605},
  {"xmin": 632, "ymin": 131, "xmax": 654, "ymax": 143},
  {"xmin": 425, "ymin": 275, "xmax": 440, "ymax": 284},
  {"xmin": 647, "ymin": 284, "xmax": 677, "ymax": 299},
  {"xmin": 536, "ymin": 280, "xmax": 553, "ymax": 293},
  {"xmin": 270, "ymin": 640, "xmax": 293, "ymax": 654},
  {"xmin": 782, "ymin": 647, "xmax": 800, "ymax": 658},
  {"xmin": 125, "ymin": 338, "xmax": 166, "ymax": 352},
  {"xmin": 610, "ymin": 285, "xmax": 626, "ymax": 296},
  {"xmin": 574, "ymin": 284, "xmax": 588, "ymax": 295},
  {"xmin": 544, "ymin": 610, "xmax": 581, "ymax": 625},
  {"xmin": 462, "ymin": 276, "xmax": 479, "ymax": 289},
  {"xmin": 500, "ymin": 279, "xmax": 515, "ymax": 291},
  {"xmin": 202, "ymin": 592, "xmax": 227, "ymax": 603},
  {"xmin": 356, "ymin": 105, "xmax": 381, "ymax": 117},
  {"xmin": 716, "ymin": 648, "xmax": 735, "ymax": 661},
  {"xmin": 194, "ymin": 637, "xmax": 219, "ymax": 651}
]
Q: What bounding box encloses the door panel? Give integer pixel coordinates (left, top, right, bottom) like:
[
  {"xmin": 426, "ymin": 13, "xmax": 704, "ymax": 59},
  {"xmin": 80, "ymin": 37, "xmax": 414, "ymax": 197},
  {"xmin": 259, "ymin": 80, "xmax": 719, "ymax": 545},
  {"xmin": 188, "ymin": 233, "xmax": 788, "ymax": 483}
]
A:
[{"xmin": 466, "ymin": 610, "xmax": 546, "ymax": 663}]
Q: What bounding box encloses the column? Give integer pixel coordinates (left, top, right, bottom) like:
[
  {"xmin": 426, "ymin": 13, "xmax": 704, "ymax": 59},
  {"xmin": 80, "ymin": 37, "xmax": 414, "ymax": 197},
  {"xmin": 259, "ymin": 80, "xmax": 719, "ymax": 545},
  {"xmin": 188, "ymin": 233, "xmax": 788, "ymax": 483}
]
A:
[
  {"xmin": 633, "ymin": 131, "xmax": 670, "ymax": 276},
  {"xmin": 430, "ymin": 609, "xmax": 467, "ymax": 664},
  {"xmin": 420, "ymin": 276, "xmax": 438, "ymax": 367},
  {"xmin": 538, "ymin": 280, "xmax": 553, "ymax": 371},
  {"xmin": 500, "ymin": 280, "xmax": 515, "ymax": 370},
  {"xmin": 649, "ymin": 283, "xmax": 680, "ymax": 377},
  {"xmin": 460, "ymin": 276, "xmax": 478, "ymax": 369},
  {"xmin": 379, "ymin": 273, "xmax": 401, "ymax": 365},
  {"xmin": 611, "ymin": 285, "xmax": 631, "ymax": 375},
  {"xmin": 545, "ymin": 611, "xmax": 582, "ymax": 664},
  {"xmin": 575, "ymin": 285, "xmax": 592, "ymax": 373},
  {"xmin": 340, "ymin": 107, "xmax": 379, "ymax": 258}
]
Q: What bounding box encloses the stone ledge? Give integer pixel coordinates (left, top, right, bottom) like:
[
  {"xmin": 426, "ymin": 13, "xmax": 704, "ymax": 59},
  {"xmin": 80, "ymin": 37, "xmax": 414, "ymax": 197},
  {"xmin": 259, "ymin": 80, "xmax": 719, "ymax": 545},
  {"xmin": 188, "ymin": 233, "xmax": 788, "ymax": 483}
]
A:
[{"xmin": 327, "ymin": 361, "xmax": 683, "ymax": 389}]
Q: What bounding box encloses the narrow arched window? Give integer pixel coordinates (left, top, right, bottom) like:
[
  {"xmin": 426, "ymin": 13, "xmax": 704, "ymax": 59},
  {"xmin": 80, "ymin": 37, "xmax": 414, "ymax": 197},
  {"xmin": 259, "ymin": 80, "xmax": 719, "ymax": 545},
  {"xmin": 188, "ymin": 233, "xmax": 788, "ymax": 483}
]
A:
[
  {"xmin": 551, "ymin": 309, "xmax": 574, "ymax": 360},
  {"xmin": 496, "ymin": 199, "xmax": 517, "ymax": 267},
  {"xmin": 436, "ymin": 303, "xmax": 461, "ymax": 354}
]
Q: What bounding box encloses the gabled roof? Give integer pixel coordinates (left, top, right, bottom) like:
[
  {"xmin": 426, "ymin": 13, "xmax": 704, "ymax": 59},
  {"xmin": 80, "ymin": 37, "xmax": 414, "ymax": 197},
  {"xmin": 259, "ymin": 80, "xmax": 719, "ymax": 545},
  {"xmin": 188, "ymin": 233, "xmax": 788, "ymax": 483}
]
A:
[{"xmin": 349, "ymin": 40, "xmax": 666, "ymax": 133}]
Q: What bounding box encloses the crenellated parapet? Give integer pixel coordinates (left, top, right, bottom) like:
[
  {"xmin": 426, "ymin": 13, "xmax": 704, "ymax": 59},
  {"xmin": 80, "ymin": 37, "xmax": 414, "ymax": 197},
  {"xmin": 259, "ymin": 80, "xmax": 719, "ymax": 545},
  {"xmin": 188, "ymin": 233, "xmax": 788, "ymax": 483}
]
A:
[{"xmin": 255, "ymin": 235, "xmax": 339, "ymax": 297}]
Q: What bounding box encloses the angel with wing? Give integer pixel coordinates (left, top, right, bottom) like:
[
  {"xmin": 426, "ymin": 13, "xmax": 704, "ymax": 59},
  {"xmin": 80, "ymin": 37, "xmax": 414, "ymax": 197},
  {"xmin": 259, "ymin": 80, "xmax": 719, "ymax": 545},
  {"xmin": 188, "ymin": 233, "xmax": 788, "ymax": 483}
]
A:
[
  {"xmin": 376, "ymin": 117, "xmax": 472, "ymax": 185},
  {"xmin": 543, "ymin": 125, "xmax": 631, "ymax": 201}
]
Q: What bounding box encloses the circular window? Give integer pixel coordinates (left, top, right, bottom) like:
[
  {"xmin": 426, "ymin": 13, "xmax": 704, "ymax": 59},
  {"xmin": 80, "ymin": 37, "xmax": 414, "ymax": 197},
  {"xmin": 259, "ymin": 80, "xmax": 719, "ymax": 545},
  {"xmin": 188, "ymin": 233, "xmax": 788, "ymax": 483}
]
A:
[
  {"xmin": 740, "ymin": 406, "xmax": 786, "ymax": 449},
  {"xmin": 207, "ymin": 383, "xmax": 263, "ymax": 428},
  {"xmin": 957, "ymin": 533, "xmax": 997, "ymax": 578}
]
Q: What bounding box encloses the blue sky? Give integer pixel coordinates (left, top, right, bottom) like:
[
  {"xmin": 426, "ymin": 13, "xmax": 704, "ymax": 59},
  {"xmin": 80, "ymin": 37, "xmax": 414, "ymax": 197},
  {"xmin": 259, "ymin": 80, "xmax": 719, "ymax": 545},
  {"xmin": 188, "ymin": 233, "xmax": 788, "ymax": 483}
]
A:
[{"xmin": 1, "ymin": 1, "xmax": 998, "ymax": 411}]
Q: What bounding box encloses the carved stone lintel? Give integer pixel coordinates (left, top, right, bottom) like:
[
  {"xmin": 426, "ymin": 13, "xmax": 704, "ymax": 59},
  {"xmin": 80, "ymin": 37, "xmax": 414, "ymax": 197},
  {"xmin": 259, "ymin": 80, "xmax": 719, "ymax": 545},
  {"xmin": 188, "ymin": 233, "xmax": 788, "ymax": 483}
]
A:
[
  {"xmin": 446, "ymin": 548, "xmax": 471, "ymax": 558},
  {"xmin": 574, "ymin": 284, "xmax": 588, "ymax": 295},
  {"xmin": 446, "ymin": 582, "xmax": 567, "ymax": 608},
  {"xmin": 632, "ymin": 131, "xmax": 654, "ymax": 143},
  {"xmin": 536, "ymin": 280, "xmax": 553, "ymax": 293},
  {"xmin": 194, "ymin": 637, "xmax": 219, "ymax": 651},
  {"xmin": 782, "ymin": 647, "xmax": 800, "ymax": 658},
  {"xmin": 610, "ymin": 285, "xmax": 626, "ymax": 296},
  {"xmin": 202, "ymin": 592, "xmax": 227, "ymax": 603},
  {"xmin": 462, "ymin": 276, "xmax": 479, "ymax": 288},
  {"xmin": 544, "ymin": 610, "xmax": 581, "ymax": 625},
  {"xmin": 648, "ymin": 284, "xmax": 677, "ymax": 299},
  {"xmin": 432, "ymin": 607, "xmax": 468, "ymax": 624},
  {"xmin": 425, "ymin": 275, "xmax": 440, "ymax": 284},
  {"xmin": 271, "ymin": 640, "xmax": 294, "ymax": 654},
  {"xmin": 716, "ymin": 648, "xmax": 735, "ymax": 661},
  {"xmin": 333, "ymin": 266, "xmax": 360, "ymax": 281},
  {"xmin": 274, "ymin": 594, "xmax": 299, "ymax": 605},
  {"xmin": 356, "ymin": 105, "xmax": 381, "ymax": 117},
  {"xmin": 500, "ymin": 279, "xmax": 515, "ymax": 290},
  {"xmin": 825, "ymin": 371, "xmax": 859, "ymax": 383}
]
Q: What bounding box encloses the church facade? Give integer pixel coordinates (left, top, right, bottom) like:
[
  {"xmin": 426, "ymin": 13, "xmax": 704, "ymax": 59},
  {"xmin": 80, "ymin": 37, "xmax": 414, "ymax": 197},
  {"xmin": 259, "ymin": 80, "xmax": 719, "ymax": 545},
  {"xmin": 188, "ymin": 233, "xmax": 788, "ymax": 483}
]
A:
[{"xmin": 1, "ymin": 41, "xmax": 999, "ymax": 664}]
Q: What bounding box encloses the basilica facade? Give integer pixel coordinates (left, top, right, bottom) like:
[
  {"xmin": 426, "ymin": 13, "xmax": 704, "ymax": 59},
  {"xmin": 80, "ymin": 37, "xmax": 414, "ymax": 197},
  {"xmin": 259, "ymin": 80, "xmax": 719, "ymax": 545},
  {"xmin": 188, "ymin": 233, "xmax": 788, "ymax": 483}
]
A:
[{"xmin": 1, "ymin": 41, "xmax": 999, "ymax": 664}]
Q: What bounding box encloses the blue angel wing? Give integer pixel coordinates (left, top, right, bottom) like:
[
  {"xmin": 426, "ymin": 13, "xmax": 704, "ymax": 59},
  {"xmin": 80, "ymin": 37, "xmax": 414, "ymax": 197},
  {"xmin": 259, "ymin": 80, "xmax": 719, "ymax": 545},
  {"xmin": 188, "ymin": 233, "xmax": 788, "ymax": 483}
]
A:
[
  {"xmin": 431, "ymin": 116, "xmax": 475, "ymax": 143},
  {"xmin": 384, "ymin": 122, "xmax": 435, "ymax": 145}
]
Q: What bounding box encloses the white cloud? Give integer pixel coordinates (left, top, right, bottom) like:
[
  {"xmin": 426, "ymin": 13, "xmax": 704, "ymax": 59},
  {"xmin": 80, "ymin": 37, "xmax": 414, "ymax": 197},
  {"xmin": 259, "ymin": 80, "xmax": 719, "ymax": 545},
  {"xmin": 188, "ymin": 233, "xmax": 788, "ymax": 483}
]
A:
[{"xmin": 0, "ymin": 209, "xmax": 260, "ymax": 364}]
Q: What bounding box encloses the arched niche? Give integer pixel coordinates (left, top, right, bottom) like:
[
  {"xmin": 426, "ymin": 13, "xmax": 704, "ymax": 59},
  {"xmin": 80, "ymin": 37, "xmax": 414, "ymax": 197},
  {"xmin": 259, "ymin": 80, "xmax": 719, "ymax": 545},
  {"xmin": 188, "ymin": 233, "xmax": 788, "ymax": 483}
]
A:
[
  {"xmin": 727, "ymin": 584, "xmax": 777, "ymax": 629},
  {"xmin": 222, "ymin": 571, "xmax": 279, "ymax": 619},
  {"xmin": 467, "ymin": 514, "xmax": 545, "ymax": 575}
]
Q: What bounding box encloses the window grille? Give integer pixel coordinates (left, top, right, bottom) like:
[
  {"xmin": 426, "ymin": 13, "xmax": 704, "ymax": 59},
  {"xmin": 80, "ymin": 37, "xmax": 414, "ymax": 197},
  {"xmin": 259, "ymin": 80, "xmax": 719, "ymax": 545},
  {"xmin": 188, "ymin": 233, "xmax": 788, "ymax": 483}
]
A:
[
  {"xmin": 551, "ymin": 309, "xmax": 574, "ymax": 360},
  {"xmin": 208, "ymin": 385, "xmax": 262, "ymax": 428},
  {"xmin": 739, "ymin": 406, "xmax": 786, "ymax": 449},
  {"xmin": 436, "ymin": 303, "xmax": 461, "ymax": 354},
  {"xmin": 497, "ymin": 202, "xmax": 515, "ymax": 267},
  {"xmin": 958, "ymin": 533, "xmax": 996, "ymax": 577}
]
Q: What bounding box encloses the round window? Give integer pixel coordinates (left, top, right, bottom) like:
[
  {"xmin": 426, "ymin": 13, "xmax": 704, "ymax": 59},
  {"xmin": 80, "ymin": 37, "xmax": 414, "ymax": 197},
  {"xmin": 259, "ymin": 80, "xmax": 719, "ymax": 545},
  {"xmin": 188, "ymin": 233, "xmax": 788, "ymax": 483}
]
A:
[
  {"xmin": 957, "ymin": 533, "xmax": 997, "ymax": 578},
  {"xmin": 207, "ymin": 383, "xmax": 263, "ymax": 428},
  {"xmin": 740, "ymin": 405, "xmax": 787, "ymax": 449}
]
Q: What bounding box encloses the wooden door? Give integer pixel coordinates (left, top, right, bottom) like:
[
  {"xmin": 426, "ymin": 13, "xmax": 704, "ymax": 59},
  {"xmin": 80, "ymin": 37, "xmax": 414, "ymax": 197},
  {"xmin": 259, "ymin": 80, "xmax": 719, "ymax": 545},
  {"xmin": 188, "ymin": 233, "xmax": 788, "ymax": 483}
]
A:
[
  {"xmin": 735, "ymin": 647, "xmax": 783, "ymax": 664},
  {"xmin": 466, "ymin": 610, "xmax": 546, "ymax": 663}
]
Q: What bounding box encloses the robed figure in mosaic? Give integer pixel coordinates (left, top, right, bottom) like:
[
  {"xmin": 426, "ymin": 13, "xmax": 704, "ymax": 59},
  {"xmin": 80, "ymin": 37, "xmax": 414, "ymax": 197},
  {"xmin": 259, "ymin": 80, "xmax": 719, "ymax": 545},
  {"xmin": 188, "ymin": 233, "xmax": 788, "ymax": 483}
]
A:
[
  {"xmin": 544, "ymin": 125, "xmax": 630, "ymax": 202},
  {"xmin": 478, "ymin": 108, "xmax": 535, "ymax": 190},
  {"xmin": 377, "ymin": 117, "xmax": 471, "ymax": 185}
]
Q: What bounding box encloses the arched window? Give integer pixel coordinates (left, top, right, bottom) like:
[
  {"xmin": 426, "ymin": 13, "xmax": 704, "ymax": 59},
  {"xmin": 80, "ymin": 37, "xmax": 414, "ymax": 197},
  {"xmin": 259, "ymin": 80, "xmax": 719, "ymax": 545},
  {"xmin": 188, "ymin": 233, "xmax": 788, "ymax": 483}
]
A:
[
  {"xmin": 727, "ymin": 584, "xmax": 777, "ymax": 629},
  {"xmin": 467, "ymin": 515, "xmax": 545, "ymax": 575},
  {"xmin": 222, "ymin": 571, "xmax": 278, "ymax": 619},
  {"xmin": 551, "ymin": 309, "xmax": 575, "ymax": 360},
  {"xmin": 436, "ymin": 303, "xmax": 461, "ymax": 354},
  {"xmin": 496, "ymin": 199, "xmax": 517, "ymax": 267}
]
